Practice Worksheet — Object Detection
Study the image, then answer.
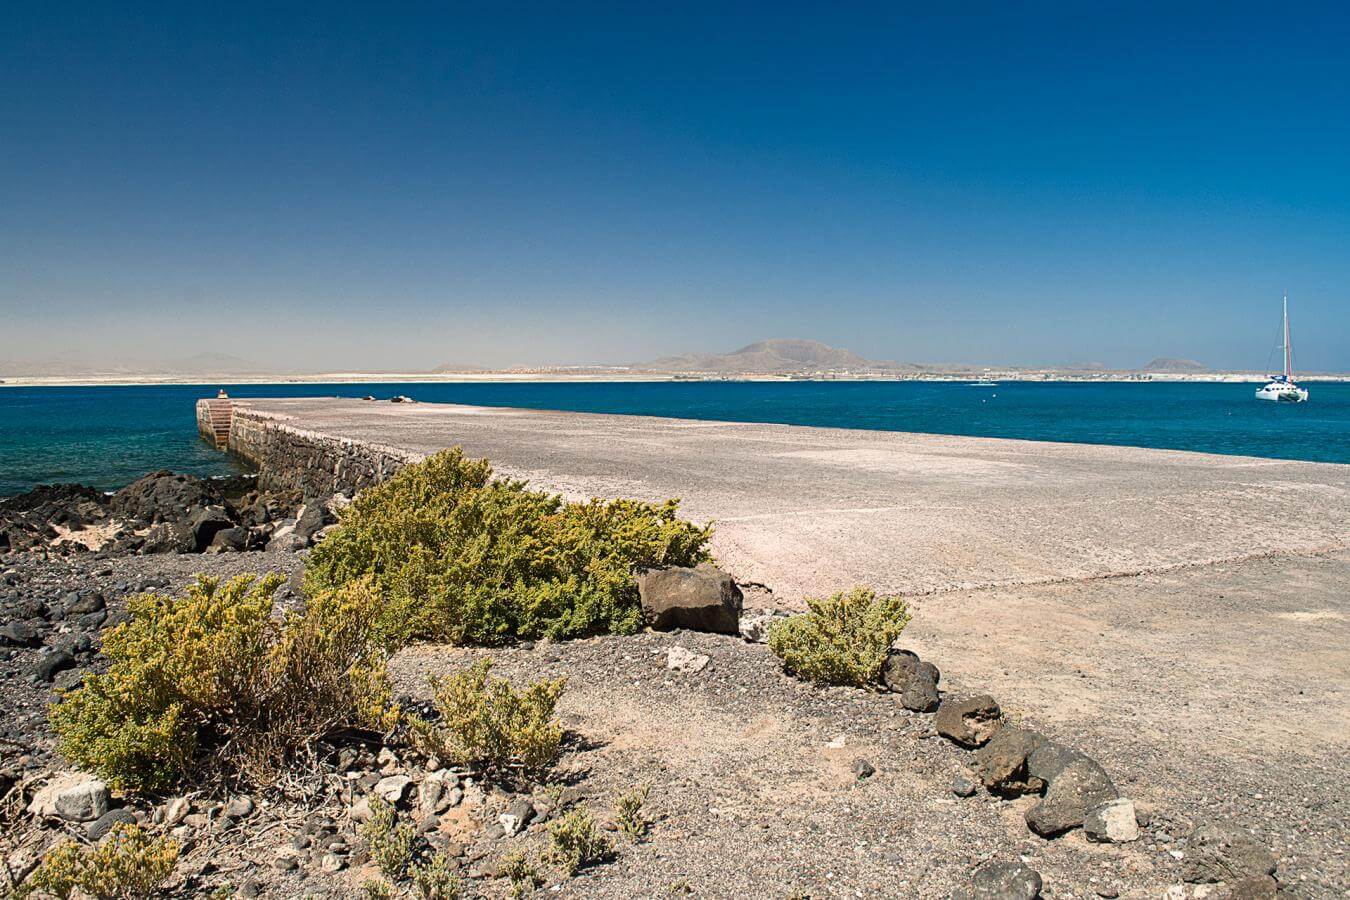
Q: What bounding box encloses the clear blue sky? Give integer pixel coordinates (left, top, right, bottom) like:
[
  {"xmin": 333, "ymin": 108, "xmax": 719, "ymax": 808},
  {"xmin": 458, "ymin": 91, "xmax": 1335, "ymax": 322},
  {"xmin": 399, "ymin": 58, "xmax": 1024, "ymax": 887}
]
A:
[{"xmin": 3, "ymin": 2, "xmax": 1348, "ymax": 371}]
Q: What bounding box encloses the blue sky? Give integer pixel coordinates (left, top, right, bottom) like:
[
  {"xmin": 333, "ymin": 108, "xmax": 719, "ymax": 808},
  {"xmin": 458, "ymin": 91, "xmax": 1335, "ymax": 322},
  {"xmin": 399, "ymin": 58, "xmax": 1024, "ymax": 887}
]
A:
[{"xmin": 3, "ymin": 2, "xmax": 1348, "ymax": 371}]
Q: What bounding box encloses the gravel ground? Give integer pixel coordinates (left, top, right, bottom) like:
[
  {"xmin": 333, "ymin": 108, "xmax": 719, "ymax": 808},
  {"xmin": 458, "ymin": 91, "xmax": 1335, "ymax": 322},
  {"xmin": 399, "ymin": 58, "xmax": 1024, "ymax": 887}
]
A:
[
  {"xmin": 3, "ymin": 549, "xmax": 1339, "ymax": 898},
  {"xmin": 392, "ymin": 633, "xmax": 1179, "ymax": 899}
]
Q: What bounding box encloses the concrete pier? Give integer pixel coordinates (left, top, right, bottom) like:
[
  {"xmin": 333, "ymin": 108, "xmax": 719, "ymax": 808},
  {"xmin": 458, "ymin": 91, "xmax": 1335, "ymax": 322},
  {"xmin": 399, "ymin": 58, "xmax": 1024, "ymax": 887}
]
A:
[
  {"xmin": 216, "ymin": 396, "xmax": 1350, "ymax": 814},
  {"xmin": 219, "ymin": 397, "xmax": 1350, "ymax": 598}
]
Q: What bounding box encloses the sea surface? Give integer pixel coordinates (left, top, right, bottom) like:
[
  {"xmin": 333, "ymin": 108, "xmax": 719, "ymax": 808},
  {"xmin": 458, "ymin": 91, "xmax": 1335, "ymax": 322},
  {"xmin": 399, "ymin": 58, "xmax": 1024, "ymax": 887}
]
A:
[{"xmin": 2, "ymin": 380, "xmax": 1349, "ymax": 495}]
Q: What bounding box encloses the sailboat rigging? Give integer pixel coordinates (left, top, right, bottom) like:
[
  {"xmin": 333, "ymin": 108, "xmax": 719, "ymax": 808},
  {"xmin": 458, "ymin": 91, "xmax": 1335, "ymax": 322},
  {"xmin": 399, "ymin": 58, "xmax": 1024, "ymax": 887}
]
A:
[{"xmin": 1255, "ymin": 294, "xmax": 1309, "ymax": 403}]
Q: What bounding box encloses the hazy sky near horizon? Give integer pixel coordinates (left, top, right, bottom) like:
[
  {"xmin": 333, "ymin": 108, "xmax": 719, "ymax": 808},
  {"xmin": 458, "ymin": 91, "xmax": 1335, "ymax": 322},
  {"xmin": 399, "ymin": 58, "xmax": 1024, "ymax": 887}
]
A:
[{"xmin": 3, "ymin": 3, "xmax": 1349, "ymax": 372}]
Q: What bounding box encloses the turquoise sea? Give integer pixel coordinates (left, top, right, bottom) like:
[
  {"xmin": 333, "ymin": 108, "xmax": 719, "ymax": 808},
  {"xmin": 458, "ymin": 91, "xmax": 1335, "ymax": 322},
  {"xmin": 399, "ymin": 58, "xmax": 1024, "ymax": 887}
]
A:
[{"xmin": 2, "ymin": 381, "xmax": 1348, "ymax": 496}]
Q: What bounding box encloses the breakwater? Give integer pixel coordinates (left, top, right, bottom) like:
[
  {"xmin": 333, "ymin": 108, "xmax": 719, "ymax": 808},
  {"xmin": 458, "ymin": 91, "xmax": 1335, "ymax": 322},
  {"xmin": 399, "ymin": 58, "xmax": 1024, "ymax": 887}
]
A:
[{"xmin": 196, "ymin": 398, "xmax": 413, "ymax": 496}]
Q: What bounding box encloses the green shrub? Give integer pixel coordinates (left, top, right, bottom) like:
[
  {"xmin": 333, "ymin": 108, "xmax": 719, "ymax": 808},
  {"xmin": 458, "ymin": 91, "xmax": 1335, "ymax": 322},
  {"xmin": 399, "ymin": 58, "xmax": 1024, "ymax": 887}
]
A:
[
  {"xmin": 26, "ymin": 823, "xmax": 178, "ymax": 899},
  {"xmin": 304, "ymin": 448, "xmax": 712, "ymax": 646},
  {"xmin": 545, "ymin": 805, "xmax": 613, "ymax": 876},
  {"xmin": 360, "ymin": 880, "xmax": 394, "ymax": 900},
  {"xmin": 410, "ymin": 851, "xmax": 462, "ymax": 899},
  {"xmin": 767, "ymin": 587, "xmax": 911, "ymax": 686},
  {"xmin": 614, "ymin": 784, "xmax": 651, "ymax": 841},
  {"xmin": 361, "ymin": 796, "xmax": 416, "ymax": 880},
  {"xmin": 497, "ymin": 850, "xmax": 541, "ymax": 897},
  {"xmin": 50, "ymin": 574, "xmax": 394, "ymax": 792},
  {"xmin": 410, "ymin": 659, "xmax": 565, "ymax": 782}
]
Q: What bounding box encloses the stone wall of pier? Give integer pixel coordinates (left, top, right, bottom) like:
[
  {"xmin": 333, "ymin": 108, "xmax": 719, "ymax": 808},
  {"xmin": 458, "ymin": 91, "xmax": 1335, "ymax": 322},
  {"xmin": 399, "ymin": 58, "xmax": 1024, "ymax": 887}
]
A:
[{"xmin": 219, "ymin": 405, "xmax": 416, "ymax": 497}]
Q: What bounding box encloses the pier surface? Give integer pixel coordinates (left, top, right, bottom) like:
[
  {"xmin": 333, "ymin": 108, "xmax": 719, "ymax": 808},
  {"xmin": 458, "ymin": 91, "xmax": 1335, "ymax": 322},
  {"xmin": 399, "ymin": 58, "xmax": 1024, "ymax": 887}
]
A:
[{"xmin": 229, "ymin": 397, "xmax": 1350, "ymax": 885}]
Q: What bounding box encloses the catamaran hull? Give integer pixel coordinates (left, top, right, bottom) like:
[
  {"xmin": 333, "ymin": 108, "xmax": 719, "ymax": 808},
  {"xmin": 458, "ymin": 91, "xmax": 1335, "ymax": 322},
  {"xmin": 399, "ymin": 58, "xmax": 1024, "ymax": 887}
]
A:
[{"xmin": 1255, "ymin": 386, "xmax": 1309, "ymax": 402}]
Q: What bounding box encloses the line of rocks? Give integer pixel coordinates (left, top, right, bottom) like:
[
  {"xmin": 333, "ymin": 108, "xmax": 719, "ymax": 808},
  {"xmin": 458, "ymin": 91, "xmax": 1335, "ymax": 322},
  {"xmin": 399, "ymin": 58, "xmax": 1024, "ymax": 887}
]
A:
[
  {"xmin": 896, "ymin": 648, "xmax": 1290, "ymax": 900},
  {"xmin": 632, "ymin": 566, "xmax": 1294, "ymax": 900}
]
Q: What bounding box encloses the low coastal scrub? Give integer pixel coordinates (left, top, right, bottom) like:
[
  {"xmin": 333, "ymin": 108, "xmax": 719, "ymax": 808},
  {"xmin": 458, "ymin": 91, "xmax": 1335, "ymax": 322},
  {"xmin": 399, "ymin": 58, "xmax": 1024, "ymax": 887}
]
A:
[
  {"xmin": 362, "ymin": 796, "xmax": 417, "ymax": 879},
  {"xmin": 410, "ymin": 852, "xmax": 463, "ymax": 900},
  {"xmin": 545, "ymin": 805, "xmax": 613, "ymax": 876},
  {"xmin": 358, "ymin": 800, "xmax": 460, "ymax": 898},
  {"xmin": 22, "ymin": 823, "xmax": 178, "ymax": 899},
  {"xmin": 50, "ymin": 574, "xmax": 394, "ymax": 793},
  {"xmin": 410, "ymin": 659, "xmax": 565, "ymax": 781},
  {"xmin": 614, "ymin": 784, "xmax": 652, "ymax": 842},
  {"xmin": 304, "ymin": 448, "xmax": 712, "ymax": 646},
  {"xmin": 768, "ymin": 586, "xmax": 911, "ymax": 686},
  {"xmin": 497, "ymin": 850, "xmax": 542, "ymax": 897}
]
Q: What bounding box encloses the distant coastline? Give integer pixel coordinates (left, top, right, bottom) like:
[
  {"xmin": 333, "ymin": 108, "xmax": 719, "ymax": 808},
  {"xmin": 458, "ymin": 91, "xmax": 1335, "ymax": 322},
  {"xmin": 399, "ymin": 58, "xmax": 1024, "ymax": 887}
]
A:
[
  {"xmin": 6, "ymin": 338, "xmax": 1346, "ymax": 387},
  {"xmin": 3, "ymin": 369, "xmax": 1349, "ymax": 388}
]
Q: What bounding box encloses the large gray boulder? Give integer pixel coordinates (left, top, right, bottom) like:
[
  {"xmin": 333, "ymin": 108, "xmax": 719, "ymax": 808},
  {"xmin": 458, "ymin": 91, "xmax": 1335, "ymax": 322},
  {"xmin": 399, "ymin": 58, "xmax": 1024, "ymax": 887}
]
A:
[
  {"xmin": 636, "ymin": 565, "xmax": 742, "ymax": 634},
  {"xmin": 880, "ymin": 649, "xmax": 941, "ymax": 712},
  {"xmin": 206, "ymin": 526, "xmax": 250, "ymax": 553},
  {"xmin": 0, "ymin": 620, "xmax": 42, "ymax": 647},
  {"xmin": 187, "ymin": 505, "xmax": 234, "ymax": 552},
  {"xmin": 973, "ymin": 726, "xmax": 1047, "ymax": 794},
  {"xmin": 1024, "ymin": 743, "xmax": 1118, "ymax": 837},
  {"xmin": 1182, "ymin": 821, "xmax": 1278, "ymax": 884},
  {"xmin": 141, "ymin": 521, "xmax": 195, "ymax": 554},
  {"xmin": 28, "ymin": 774, "xmax": 111, "ymax": 823},
  {"xmin": 111, "ymin": 471, "xmax": 211, "ymax": 523},
  {"xmin": 935, "ymin": 695, "xmax": 1002, "ymax": 747}
]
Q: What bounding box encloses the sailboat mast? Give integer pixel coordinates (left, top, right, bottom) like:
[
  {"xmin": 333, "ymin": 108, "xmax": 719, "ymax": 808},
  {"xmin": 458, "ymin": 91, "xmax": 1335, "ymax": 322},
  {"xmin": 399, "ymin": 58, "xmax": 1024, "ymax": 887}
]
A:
[{"xmin": 1283, "ymin": 293, "xmax": 1292, "ymax": 380}]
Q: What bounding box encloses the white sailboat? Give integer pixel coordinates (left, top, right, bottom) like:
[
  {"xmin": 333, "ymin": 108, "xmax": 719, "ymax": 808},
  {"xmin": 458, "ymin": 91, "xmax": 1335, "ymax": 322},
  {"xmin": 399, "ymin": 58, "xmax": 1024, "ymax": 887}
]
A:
[{"xmin": 1255, "ymin": 294, "xmax": 1309, "ymax": 403}]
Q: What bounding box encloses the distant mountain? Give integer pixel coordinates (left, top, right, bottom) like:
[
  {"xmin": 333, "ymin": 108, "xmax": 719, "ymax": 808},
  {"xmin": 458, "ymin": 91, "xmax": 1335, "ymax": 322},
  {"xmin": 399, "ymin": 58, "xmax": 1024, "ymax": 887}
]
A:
[
  {"xmin": 1139, "ymin": 357, "xmax": 1211, "ymax": 373},
  {"xmin": 161, "ymin": 352, "xmax": 279, "ymax": 374},
  {"xmin": 646, "ymin": 339, "xmax": 908, "ymax": 373},
  {"xmin": 431, "ymin": 362, "xmax": 489, "ymax": 373}
]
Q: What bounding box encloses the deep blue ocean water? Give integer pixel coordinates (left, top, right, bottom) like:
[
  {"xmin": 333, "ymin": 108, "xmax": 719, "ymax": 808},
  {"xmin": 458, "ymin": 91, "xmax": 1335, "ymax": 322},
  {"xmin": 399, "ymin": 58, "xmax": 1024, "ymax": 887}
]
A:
[{"xmin": 2, "ymin": 380, "xmax": 1348, "ymax": 495}]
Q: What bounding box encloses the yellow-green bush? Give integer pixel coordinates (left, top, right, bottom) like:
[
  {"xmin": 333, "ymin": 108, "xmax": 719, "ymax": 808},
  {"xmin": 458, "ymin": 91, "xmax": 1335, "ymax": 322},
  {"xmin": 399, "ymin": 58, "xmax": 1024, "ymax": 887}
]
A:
[
  {"xmin": 497, "ymin": 849, "xmax": 540, "ymax": 897},
  {"xmin": 361, "ymin": 796, "xmax": 416, "ymax": 880},
  {"xmin": 410, "ymin": 659, "xmax": 564, "ymax": 781},
  {"xmin": 25, "ymin": 823, "xmax": 178, "ymax": 899},
  {"xmin": 50, "ymin": 574, "xmax": 393, "ymax": 793},
  {"xmin": 614, "ymin": 784, "xmax": 651, "ymax": 841},
  {"xmin": 410, "ymin": 852, "xmax": 462, "ymax": 899},
  {"xmin": 768, "ymin": 587, "xmax": 911, "ymax": 687},
  {"xmin": 545, "ymin": 805, "xmax": 612, "ymax": 876},
  {"xmin": 304, "ymin": 448, "xmax": 712, "ymax": 646}
]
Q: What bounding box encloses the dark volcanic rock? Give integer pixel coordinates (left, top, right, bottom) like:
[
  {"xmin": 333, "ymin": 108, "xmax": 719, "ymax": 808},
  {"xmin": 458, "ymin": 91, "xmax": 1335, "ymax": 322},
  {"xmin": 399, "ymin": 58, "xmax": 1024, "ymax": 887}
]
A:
[
  {"xmin": 0, "ymin": 620, "xmax": 42, "ymax": 647},
  {"xmin": 187, "ymin": 505, "xmax": 233, "ymax": 551},
  {"xmin": 973, "ymin": 725, "xmax": 1047, "ymax": 795},
  {"xmin": 207, "ymin": 527, "xmax": 250, "ymax": 553},
  {"xmin": 110, "ymin": 471, "xmax": 211, "ymax": 523},
  {"xmin": 33, "ymin": 650, "xmax": 76, "ymax": 682},
  {"xmin": 935, "ymin": 695, "xmax": 1002, "ymax": 747},
  {"xmin": 292, "ymin": 500, "xmax": 334, "ymax": 545},
  {"xmin": 0, "ymin": 484, "xmax": 109, "ymax": 551},
  {"xmin": 1182, "ymin": 821, "xmax": 1279, "ymax": 884},
  {"xmin": 141, "ymin": 522, "xmax": 195, "ymax": 554},
  {"xmin": 1024, "ymin": 743, "xmax": 1118, "ymax": 837},
  {"xmin": 880, "ymin": 649, "xmax": 941, "ymax": 711},
  {"xmin": 637, "ymin": 564, "xmax": 743, "ymax": 634},
  {"xmin": 64, "ymin": 592, "xmax": 105, "ymax": 614},
  {"xmin": 87, "ymin": 807, "xmax": 136, "ymax": 841}
]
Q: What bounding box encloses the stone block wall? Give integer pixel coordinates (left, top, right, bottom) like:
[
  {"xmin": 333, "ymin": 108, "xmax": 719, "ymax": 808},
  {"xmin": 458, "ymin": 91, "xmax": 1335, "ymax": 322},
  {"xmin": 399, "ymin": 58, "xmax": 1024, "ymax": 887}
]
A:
[{"xmin": 222, "ymin": 405, "xmax": 416, "ymax": 497}]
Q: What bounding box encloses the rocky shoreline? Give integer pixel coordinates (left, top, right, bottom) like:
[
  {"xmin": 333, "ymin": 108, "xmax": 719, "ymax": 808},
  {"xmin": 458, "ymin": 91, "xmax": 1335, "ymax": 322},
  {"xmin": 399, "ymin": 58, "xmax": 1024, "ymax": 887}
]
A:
[{"xmin": 0, "ymin": 469, "xmax": 1330, "ymax": 898}]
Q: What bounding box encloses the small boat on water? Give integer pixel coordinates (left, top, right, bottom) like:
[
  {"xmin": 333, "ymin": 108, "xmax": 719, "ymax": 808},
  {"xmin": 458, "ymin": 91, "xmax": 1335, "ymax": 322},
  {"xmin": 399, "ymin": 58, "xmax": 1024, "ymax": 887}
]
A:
[
  {"xmin": 968, "ymin": 380, "xmax": 998, "ymax": 387},
  {"xmin": 1255, "ymin": 295, "xmax": 1309, "ymax": 403}
]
